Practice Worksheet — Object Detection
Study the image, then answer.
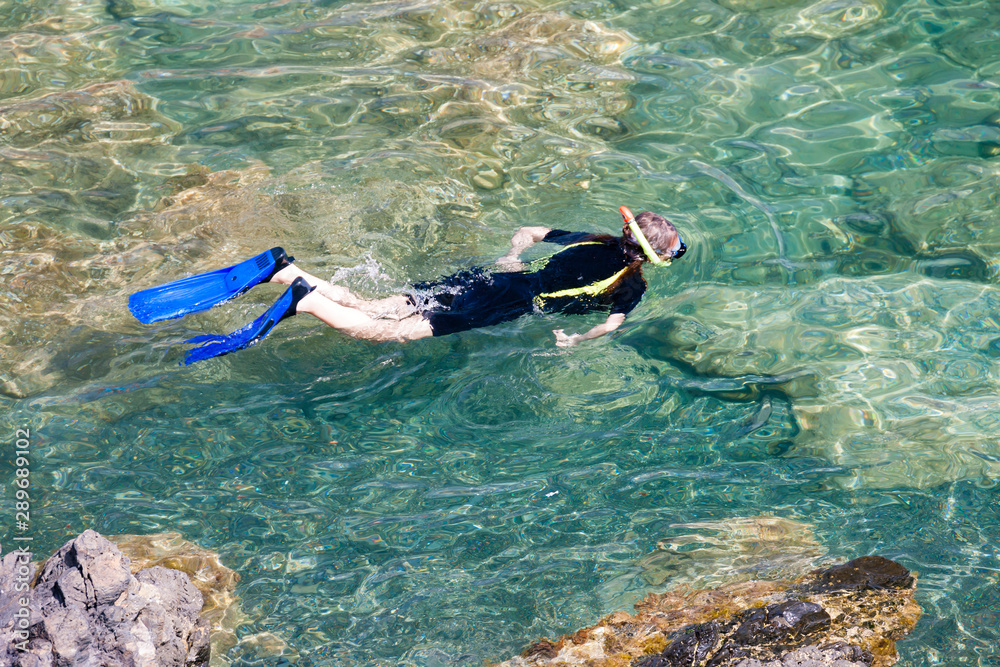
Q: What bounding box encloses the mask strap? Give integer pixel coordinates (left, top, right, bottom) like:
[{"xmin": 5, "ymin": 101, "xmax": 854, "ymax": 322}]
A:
[{"xmin": 619, "ymin": 206, "xmax": 665, "ymax": 265}]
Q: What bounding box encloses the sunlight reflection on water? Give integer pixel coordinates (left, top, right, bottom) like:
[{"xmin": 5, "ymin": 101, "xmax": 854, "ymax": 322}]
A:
[{"xmin": 3, "ymin": 0, "xmax": 1000, "ymax": 664}]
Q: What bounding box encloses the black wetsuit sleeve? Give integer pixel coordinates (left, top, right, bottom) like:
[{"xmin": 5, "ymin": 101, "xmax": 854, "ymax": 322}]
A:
[
  {"xmin": 609, "ymin": 270, "xmax": 647, "ymax": 316},
  {"xmin": 542, "ymin": 229, "xmax": 596, "ymax": 246}
]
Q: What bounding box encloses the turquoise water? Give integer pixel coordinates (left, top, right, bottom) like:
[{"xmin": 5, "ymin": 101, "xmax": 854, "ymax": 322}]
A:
[{"xmin": 3, "ymin": 0, "xmax": 1000, "ymax": 664}]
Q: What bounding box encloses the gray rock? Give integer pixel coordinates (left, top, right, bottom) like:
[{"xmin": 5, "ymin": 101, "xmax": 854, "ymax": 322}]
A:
[
  {"xmin": 0, "ymin": 547, "xmax": 37, "ymax": 665},
  {"xmin": 0, "ymin": 531, "xmax": 210, "ymax": 667},
  {"xmin": 33, "ymin": 529, "xmax": 133, "ymax": 612},
  {"xmin": 735, "ymin": 644, "xmax": 872, "ymax": 667}
]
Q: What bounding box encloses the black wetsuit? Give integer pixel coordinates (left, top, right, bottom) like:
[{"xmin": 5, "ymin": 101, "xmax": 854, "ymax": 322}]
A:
[{"xmin": 410, "ymin": 229, "xmax": 646, "ymax": 336}]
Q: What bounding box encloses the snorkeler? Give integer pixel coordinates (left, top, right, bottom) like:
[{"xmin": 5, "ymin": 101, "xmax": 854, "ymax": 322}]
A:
[{"xmin": 129, "ymin": 207, "xmax": 686, "ymax": 364}]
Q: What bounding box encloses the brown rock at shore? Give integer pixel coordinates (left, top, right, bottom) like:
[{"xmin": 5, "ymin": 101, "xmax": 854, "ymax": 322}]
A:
[{"xmin": 500, "ymin": 556, "xmax": 921, "ymax": 667}]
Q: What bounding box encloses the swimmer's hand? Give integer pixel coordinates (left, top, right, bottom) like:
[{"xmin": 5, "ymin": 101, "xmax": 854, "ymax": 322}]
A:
[
  {"xmin": 553, "ymin": 329, "xmax": 580, "ymax": 347},
  {"xmin": 553, "ymin": 314, "xmax": 626, "ymax": 347}
]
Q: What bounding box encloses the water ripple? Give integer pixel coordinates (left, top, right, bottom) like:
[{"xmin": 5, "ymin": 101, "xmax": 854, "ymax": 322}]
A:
[{"xmin": 5, "ymin": 0, "xmax": 1000, "ymax": 665}]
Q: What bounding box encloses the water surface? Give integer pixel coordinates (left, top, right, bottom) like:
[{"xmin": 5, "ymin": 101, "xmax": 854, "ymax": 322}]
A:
[{"xmin": 2, "ymin": 0, "xmax": 999, "ymax": 665}]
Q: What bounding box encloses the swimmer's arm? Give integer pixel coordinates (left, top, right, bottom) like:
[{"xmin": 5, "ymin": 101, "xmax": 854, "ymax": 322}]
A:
[
  {"xmin": 497, "ymin": 226, "xmax": 551, "ymax": 269},
  {"xmin": 553, "ymin": 313, "xmax": 626, "ymax": 347}
]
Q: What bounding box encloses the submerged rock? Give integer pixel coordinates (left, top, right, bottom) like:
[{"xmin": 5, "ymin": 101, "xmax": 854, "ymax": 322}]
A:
[
  {"xmin": 500, "ymin": 556, "xmax": 920, "ymax": 667},
  {"xmin": 0, "ymin": 530, "xmax": 212, "ymax": 667},
  {"xmin": 638, "ymin": 516, "xmax": 825, "ymax": 589},
  {"xmin": 655, "ymin": 274, "xmax": 1000, "ymax": 488},
  {"xmin": 424, "ymin": 11, "xmax": 632, "ymax": 82},
  {"xmin": 0, "ymin": 80, "xmax": 179, "ymax": 149}
]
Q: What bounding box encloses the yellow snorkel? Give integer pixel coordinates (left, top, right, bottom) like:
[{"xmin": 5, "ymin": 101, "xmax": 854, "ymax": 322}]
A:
[{"xmin": 620, "ymin": 206, "xmax": 666, "ymax": 265}]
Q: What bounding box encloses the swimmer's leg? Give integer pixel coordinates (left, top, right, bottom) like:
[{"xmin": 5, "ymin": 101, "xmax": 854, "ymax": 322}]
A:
[
  {"xmin": 272, "ymin": 264, "xmax": 414, "ymax": 320},
  {"xmin": 295, "ymin": 290, "xmax": 433, "ymax": 343}
]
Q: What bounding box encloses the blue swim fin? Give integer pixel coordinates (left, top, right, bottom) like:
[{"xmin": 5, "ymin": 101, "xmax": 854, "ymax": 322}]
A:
[
  {"xmin": 183, "ymin": 276, "xmax": 315, "ymax": 365},
  {"xmin": 129, "ymin": 247, "xmax": 294, "ymax": 324}
]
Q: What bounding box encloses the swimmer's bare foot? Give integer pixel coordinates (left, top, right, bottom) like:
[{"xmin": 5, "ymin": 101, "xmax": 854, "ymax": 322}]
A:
[
  {"xmin": 271, "ymin": 264, "xmax": 360, "ymax": 306},
  {"xmin": 316, "ymin": 282, "xmax": 357, "ymax": 304}
]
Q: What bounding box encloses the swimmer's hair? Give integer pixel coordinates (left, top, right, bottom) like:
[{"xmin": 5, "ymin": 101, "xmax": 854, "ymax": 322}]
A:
[{"xmin": 627, "ymin": 211, "xmax": 680, "ymax": 261}]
